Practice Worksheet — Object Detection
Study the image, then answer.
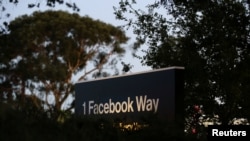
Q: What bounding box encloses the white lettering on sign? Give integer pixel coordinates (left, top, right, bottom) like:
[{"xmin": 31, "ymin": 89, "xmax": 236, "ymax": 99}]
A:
[
  {"xmin": 82, "ymin": 95, "xmax": 160, "ymax": 115},
  {"xmin": 87, "ymin": 97, "xmax": 134, "ymax": 114},
  {"xmin": 136, "ymin": 95, "xmax": 159, "ymax": 113}
]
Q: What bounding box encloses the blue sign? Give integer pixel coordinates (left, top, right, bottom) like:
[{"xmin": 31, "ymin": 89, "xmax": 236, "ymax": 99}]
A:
[{"xmin": 75, "ymin": 66, "xmax": 184, "ymax": 123}]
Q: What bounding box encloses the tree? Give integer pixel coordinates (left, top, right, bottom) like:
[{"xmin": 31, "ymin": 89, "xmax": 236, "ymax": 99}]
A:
[
  {"xmin": 114, "ymin": 0, "xmax": 250, "ymax": 138},
  {"xmin": 0, "ymin": 10, "xmax": 128, "ymax": 120}
]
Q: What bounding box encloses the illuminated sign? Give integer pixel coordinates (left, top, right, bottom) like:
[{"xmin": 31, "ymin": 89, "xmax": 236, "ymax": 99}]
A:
[
  {"xmin": 82, "ymin": 95, "xmax": 159, "ymax": 115},
  {"xmin": 75, "ymin": 66, "xmax": 184, "ymax": 122}
]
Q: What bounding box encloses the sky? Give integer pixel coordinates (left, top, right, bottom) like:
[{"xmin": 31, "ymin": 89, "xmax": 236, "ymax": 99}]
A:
[{"xmin": 2, "ymin": 0, "xmax": 153, "ymax": 75}]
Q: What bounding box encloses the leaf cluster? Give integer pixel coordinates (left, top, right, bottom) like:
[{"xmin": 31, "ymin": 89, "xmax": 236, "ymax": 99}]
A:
[
  {"xmin": 0, "ymin": 10, "xmax": 128, "ymax": 118},
  {"xmin": 114, "ymin": 0, "xmax": 250, "ymax": 138}
]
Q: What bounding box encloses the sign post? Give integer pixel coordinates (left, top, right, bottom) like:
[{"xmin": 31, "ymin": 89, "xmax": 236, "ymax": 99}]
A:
[{"xmin": 75, "ymin": 66, "xmax": 184, "ymax": 130}]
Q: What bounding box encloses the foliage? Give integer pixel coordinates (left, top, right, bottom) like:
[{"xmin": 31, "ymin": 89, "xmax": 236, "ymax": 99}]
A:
[
  {"xmin": 0, "ymin": 10, "xmax": 128, "ymax": 120},
  {"xmin": 0, "ymin": 102, "xmax": 189, "ymax": 141},
  {"xmin": 114, "ymin": 0, "xmax": 250, "ymax": 139}
]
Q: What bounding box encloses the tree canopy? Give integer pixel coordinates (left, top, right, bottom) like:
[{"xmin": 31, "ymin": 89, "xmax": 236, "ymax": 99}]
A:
[
  {"xmin": 114, "ymin": 0, "xmax": 250, "ymax": 138},
  {"xmin": 0, "ymin": 10, "xmax": 128, "ymax": 119}
]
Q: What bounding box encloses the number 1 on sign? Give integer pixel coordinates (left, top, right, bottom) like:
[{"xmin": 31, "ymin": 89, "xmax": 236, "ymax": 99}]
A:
[{"xmin": 82, "ymin": 102, "xmax": 86, "ymax": 115}]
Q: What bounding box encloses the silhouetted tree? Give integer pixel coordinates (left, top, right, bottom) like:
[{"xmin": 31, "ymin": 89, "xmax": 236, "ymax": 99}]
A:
[
  {"xmin": 0, "ymin": 10, "xmax": 128, "ymax": 120},
  {"xmin": 114, "ymin": 0, "xmax": 250, "ymax": 139}
]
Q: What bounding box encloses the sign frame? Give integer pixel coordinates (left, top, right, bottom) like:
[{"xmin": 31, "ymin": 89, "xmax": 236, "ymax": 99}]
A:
[{"xmin": 75, "ymin": 66, "xmax": 184, "ymax": 125}]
